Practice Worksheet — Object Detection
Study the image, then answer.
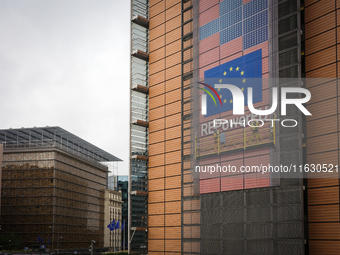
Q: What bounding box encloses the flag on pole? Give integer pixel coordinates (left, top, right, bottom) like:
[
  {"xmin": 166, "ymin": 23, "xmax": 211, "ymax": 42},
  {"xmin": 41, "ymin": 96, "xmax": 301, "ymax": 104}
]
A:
[
  {"xmin": 121, "ymin": 220, "xmax": 125, "ymax": 230},
  {"xmin": 48, "ymin": 236, "xmax": 51, "ymax": 245},
  {"xmin": 115, "ymin": 220, "xmax": 120, "ymax": 230},
  {"xmin": 107, "ymin": 219, "xmax": 115, "ymax": 231},
  {"xmin": 37, "ymin": 235, "xmax": 44, "ymax": 244}
]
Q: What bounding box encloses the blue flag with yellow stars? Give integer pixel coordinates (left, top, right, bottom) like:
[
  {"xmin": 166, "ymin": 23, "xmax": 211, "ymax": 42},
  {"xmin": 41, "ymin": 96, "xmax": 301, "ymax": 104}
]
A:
[{"xmin": 203, "ymin": 49, "xmax": 262, "ymax": 117}]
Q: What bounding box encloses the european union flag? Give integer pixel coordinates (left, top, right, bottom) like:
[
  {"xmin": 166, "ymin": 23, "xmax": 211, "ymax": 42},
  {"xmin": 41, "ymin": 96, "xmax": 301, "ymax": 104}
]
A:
[
  {"xmin": 121, "ymin": 220, "xmax": 125, "ymax": 230},
  {"xmin": 37, "ymin": 235, "xmax": 44, "ymax": 244},
  {"xmin": 203, "ymin": 49, "xmax": 262, "ymax": 117},
  {"xmin": 48, "ymin": 236, "xmax": 51, "ymax": 245},
  {"xmin": 107, "ymin": 219, "xmax": 115, "ymax": 231},
  {"xmin": 115, "ymin": 220, "xmax": 120, "ymax": 230}
]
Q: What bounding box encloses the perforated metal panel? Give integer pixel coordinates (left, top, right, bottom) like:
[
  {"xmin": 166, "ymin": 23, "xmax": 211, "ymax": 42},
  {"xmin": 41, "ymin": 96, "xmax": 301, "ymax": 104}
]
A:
[{"xmin": 200, "ymin": 186, "xmax": 303, "ymax": 254}]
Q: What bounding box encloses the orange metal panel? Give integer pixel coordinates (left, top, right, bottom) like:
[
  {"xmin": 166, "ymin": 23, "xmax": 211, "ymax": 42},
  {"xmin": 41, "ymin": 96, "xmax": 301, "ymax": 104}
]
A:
[
  {"xmin": 166, "ymin": 27, "xmax": 181, "ymax": 45},
  {"xmin": 165, "ymin": 188, "xmax": 181, "ymax": 202},
  {"xmin": 305, "ymin": 47, "xmax": 336, "ymax": 72},
  {"xmin": 149, "ymin": 154, "xmax": 165, "ymax": 168},
  {"xmin": 305, "ymin": 98, "xmax": 337, "ymax": 122},
  {"xmin": 149, "ymin": 94, "xmax": 165, "ymax": 109},
  {"xmin": 165, "ymin": 88, "xmax": 181, "ymax": 104},
  {"xmin": 166, "ymin": 76, "xmax": 181, "ymax": 92},
  {"xmin": 165, "ymin": 138, "xmax": 181, "ymax": 153},
  {"xmin": 166, "ymin": 52, "xmax": 181, "ymax": 69},
  {"xmin": 150, "ymin": 0, "xmax": 163, "ymax": 8},
  {"xmin": 149, "ymin": 178, "xmax": 165, "ymax": 192},
  {"xmin": 306, "ymin": 150, "xmax": 338, "ymax": 167},
  {"xmin": 149, "ymin": 142, "xmax": 165, "ymax": 156},
  {"xmin": 308, "ymin": 177, "xmax": 339, "ymax": 188},
  {"xmin": 165, "ymin": 113, "xmax": 181, "ymax": 129},
  {"xmin": 150, "ymin": 35, "xmax": 166, "ymax": 53},
  {"xmin": 306, "ymin": 116, "xmax": 337, "ymax": 138},
  {"xmin": 149, "ymin": 215, "xmax": 165, "ymax": 227},
  {"xmin": 165, "ymin": 175, "xmax": 181, "ymax": 189},
  {"xmin": 165, "ymin": 125, "xmax": 181, "ymax": 140},
  {"xmin": 309, "ymin": 223, "xmax": 340, "ymax": 240},
  {"xmin": 149, "ymin": 82, "xmax": 165, "ymax": 99},
  {"xmin": 149, "ymin": 118, "xmax": 165, "ymax": 133},
  {"xmin": 150, "ymin": 12, "xmax": 166, "ymax": 30},
  {"xmin": 165, "ymin": 213, "xmax": 181, "ymax": 226},
  {"xmin": 305, "ymin": 0, "xmax": 335, "ymax": 23},
  {"xmin": 150, "ymin": 47, "xmax": 165, "ymax": 64},
  {"xmin": 150, "ymin": 70, "xmax": 165, "ymax": 87},
  {"xmin": 148, "ymin": 227, "xmax": 165, "ymax": 239},
  {"xmin": 166, "ymin": 15, "xmax": 181, "ymax": 33},
  {"xmin": 165, "ymin": 227, "xmax": 181, "ymax": 239},
  {"xmin": 166, "ymin": 39, "xmax": 181, "ymax": 56},
  {"xmin": 149, "ymin": 106, "xmax": 165, "ymax": 121},
  {"xmin": 165, "ymin": 201, "xmax": 181, "ymax": 214},
  {"xmin": 149, "ymin": 166, "xmax": 165, "ymax": 180},
  {"xmin": 165, "ymin": 101, "xmax": 181, "ymax": 116},
  {"xmin": 308, "ymin": 187, "xmax": 339, "ymax": 205},
  {"xmin": 165, "ymin": 64, "xmax": 181, "ymax": 81},
  {"xmin": 305, "ymin": 29, "xmax": 335, "ymax": 56},
  {"xmin": 308, "ymin": 204, "xmax": 340, "ymax": 222},
  {"xmin": 150, "ymin": 1, "xmax": 165, "ymax": 19},
  {"xmin": 307, "ymin": 81, "xmax": 337, "ymax": 104},
  {"xmin": 306, "ymin": 63, "xmax": 337, "ymax": 78},
  {"xmin": 307, "ymin": 133, "xmax": 338, "ymax": 154},
  {"xmin": 148, "ymin": 240, "xmax": 165, "ymax": 251},
  {"xmin": 309, "ymin": 240, "xmax": 340, "ymax": 255},
  {"xmin": 150, "ymin": 23, "xmax": 166, "ymax": 42},
  {"xmin": 305, "ymin": 0, "xmax": 321, "ymax": 7},
  {"xmin": 149, "ymin": 190, "xmax": 166, "ymax": 203},
  {"xmin": 165, "ymin": 240, "xmax": 181, "ymax": 252},
  {"xmin": 165, "ymin": 3, "xmax": 181, "ymax": 21},
  {"xmin": 166, "ymin": 0, "xmax": 181, "ymax": 9},
  {"xmin": 165, "ymin": 163, "xmax": 181, "ymax": 177},
  {"xmin": 165, "ymin": 150, "xmax": 181, "ymax": 165},
  {"xmin": 305, "ymin": 12, "xmax": 335, "ymax": 39}
]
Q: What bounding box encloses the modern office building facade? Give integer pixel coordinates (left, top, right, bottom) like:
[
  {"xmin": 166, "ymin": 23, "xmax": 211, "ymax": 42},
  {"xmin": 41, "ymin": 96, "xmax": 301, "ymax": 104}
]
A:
[
  {"xmin": 129, "ymin": 0, "xmax": 340, "ymax": 254},
  {"xmin": 116, "ymin": 175, "xmax": 129, "ymax": 250},
  {"xmin": 0, "ymin": 127, "xmax": 121, "ymax": 250}
]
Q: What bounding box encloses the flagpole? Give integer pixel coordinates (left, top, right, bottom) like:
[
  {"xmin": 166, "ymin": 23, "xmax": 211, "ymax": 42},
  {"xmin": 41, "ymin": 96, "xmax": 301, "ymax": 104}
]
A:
[{"xmin": 123, "ymin": 220, "xmax": 125, "ymax": 252}]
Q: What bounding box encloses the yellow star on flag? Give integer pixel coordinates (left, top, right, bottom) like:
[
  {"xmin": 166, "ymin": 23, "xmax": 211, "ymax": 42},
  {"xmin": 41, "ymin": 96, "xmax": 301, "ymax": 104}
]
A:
[
  {"xmin": 219, "ymin": 79, "xmax": 222, "ymax": 83},
  {"xmin": 241, "ymin": 71, "xmax": 244, "ymax": 76},
  {"xmin": 241, "ymin": 87, "xmax": 244, "ymax": 91},
  {"xmin": 236, "ymin": 67, "xmax": 239, "ymax": 71},
  {"xmin": 229, "ymin": 67, "xmax": 233, "ymax": 71},
  {"xmin": 223, "ymin": 71, "xmax": 227, "ymax": 76},
  {"xmin": 242, "ymin": 78, "xmax": 246, "ymax": 83},
  {"xmin": 220, "ymin": 94, "xmax": 222, "ymax": 98},
  {"xmin": 230, "ymin": 99, "xmax": 233, "ymax": 103},
  {"xmin": 224, "ymin": 99, "xmax": 227, "ymax": 103},
  {"xmin": 217, "ymin": 88, "xmax": 220, "ymax": 91}
]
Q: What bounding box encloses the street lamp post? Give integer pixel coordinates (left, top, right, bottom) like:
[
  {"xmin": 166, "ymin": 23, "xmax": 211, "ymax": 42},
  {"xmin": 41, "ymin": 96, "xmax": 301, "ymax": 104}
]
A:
[{"xmin": 49, "ymin": 226, "xmax": 60, "ymax": 254}]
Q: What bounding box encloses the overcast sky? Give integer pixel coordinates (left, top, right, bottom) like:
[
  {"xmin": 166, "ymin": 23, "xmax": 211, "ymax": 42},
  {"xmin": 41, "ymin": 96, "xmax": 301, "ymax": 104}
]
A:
[{"xmin": 0, "ymin": 0, "xmax": 130, "ymax": 175}]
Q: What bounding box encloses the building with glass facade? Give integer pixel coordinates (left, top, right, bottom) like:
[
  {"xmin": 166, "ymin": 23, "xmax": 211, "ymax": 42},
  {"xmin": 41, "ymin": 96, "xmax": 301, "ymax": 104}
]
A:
[
  {"xmin": 129, "ymin": 0, "xmax": 340, "ymax": 254},
  {"xmin": 0, "ymin": 127, "xmax": 121, "ymax": 250}
]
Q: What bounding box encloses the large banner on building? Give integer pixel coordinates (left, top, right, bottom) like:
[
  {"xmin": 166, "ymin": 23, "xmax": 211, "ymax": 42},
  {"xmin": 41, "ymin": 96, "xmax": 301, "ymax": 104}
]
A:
[{"xmin": 196, "ymin": 0, "xmax": 273, "ymax": 193}]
